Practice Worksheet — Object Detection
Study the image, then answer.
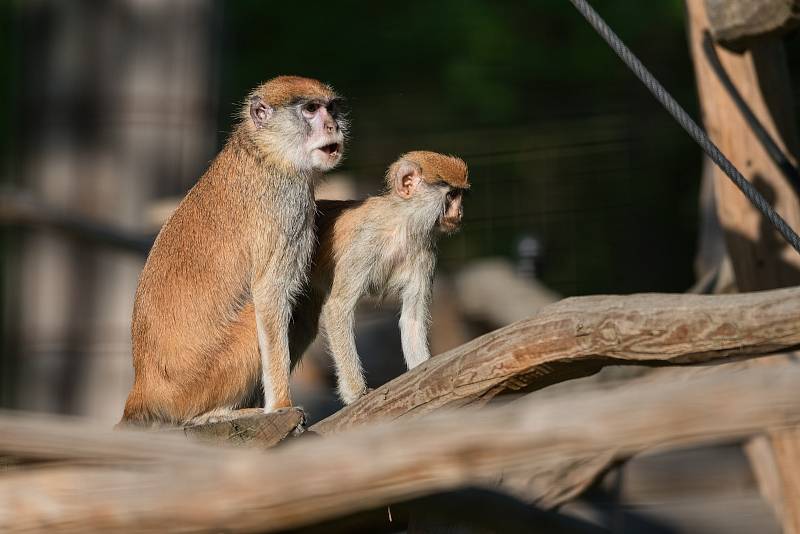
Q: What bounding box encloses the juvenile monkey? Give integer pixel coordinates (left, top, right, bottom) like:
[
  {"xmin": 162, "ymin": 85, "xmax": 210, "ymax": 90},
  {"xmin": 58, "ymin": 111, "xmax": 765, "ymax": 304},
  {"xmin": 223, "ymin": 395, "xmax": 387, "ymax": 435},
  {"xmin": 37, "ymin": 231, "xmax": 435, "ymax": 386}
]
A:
[
  {"xmin": 120, "ymin": 76, "xmax": 347, "ymax": 426},
  {"xmin": 290, "ymin": 151, "xmax": 469, "ymax": 403}
]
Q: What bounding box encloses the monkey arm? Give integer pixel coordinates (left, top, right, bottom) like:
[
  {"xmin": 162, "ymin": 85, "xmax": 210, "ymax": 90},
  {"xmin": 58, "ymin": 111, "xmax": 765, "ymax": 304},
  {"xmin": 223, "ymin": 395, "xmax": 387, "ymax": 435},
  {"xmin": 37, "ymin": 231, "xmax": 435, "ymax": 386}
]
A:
[
  {"xmin": 399, "ymin": 255, "xmax": 435, "ymax": 369},
  {"xmin": 320, "ymin": 268, "xmax": 369, "ymax": 405}
]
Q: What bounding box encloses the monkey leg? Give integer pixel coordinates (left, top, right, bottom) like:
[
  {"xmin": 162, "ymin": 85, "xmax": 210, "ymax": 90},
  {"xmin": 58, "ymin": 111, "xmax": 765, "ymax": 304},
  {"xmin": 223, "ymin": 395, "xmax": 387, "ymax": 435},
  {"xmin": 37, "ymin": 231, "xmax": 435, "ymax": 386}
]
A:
[
  {"xmin": 253, "ymin": 299, "xmax": 294, "ymax": 411},
  {"xmin": 321, "ymin": 300, "xmax": 368, "ymax": 404}
]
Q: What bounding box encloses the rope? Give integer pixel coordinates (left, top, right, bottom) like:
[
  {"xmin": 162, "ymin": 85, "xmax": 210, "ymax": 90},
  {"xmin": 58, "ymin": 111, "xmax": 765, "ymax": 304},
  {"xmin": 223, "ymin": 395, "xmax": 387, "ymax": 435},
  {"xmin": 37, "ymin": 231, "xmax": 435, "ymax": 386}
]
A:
[{"xmin": 567, "ymin": 0, "xmax": 800, "ymax": 254}]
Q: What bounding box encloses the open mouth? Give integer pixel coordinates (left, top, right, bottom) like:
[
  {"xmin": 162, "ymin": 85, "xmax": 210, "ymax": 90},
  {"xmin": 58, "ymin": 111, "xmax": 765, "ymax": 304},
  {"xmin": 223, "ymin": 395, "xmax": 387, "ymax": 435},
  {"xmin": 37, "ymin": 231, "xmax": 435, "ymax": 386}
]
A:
[{"xmin": 317, "ymin": 143, "xmax": 341, "ymax": 157}]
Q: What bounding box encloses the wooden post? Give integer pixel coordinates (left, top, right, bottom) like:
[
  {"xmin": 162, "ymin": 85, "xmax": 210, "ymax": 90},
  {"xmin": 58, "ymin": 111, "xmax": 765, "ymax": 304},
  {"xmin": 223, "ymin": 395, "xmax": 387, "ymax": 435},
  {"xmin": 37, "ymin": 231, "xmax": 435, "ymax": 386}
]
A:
[
  {"xmin": 686, "ymin": 0, "xmax": 800, "ymax": 293},
  {"xmin": 686, "ymin": 1, "xmax": 800, "ymax": 530}
]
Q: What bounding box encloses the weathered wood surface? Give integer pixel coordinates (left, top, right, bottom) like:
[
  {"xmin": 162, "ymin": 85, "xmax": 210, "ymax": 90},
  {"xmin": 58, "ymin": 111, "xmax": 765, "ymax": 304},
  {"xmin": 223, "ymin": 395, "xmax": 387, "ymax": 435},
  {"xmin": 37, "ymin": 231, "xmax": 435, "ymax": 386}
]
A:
[
  {"xmin": 163, "ymin": 407, "xmax": 305, "ymax": 450},
  {"xmin": 312, "ymin": 287, "xmax": 800, "ymax": 434},
  {"xmin": 687, "ymin": 0, "xmax": 800, "ymax": 292},
  {"xmin": 2, "ymin": 366, "xmax": 799, "ymax": 533},
  {"xmin": 705, "ymin": 0, "xmax": 800, "ymax": 48}
]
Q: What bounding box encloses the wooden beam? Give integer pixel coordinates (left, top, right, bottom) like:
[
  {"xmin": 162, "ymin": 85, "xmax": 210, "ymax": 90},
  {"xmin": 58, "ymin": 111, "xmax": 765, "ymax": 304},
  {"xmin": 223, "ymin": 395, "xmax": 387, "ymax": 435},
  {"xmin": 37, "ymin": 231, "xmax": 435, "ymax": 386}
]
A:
[
  {"xmin": 312, "ymin": 287, "xmax": 800, "ymax": 434},
  {"xmin": 1, "ymin": 365, "xmax": 799, "ymax": 533},
  {"xmin": 705, "ymin": 0, "xmax": 800, "ymax": 49}
]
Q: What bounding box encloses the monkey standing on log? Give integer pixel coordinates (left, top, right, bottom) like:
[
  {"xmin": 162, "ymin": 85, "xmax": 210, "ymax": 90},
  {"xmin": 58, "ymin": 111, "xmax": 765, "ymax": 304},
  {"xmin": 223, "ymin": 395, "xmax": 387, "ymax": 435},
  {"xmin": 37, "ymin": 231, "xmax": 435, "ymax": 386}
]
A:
[
  {"xmin": 120, "ymin": 76, "xmax": 347, "ymax": 426},
  {"xmin": 286, "ymin": 151, "xmax": 470, "ymax": 403}
]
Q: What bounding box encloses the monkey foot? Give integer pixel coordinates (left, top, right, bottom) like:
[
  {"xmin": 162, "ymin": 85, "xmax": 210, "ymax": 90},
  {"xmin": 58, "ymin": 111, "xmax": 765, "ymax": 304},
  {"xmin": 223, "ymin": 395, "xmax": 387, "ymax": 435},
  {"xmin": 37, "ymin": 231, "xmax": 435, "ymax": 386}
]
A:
[{"xmin": 187, "ymin": 408, "xmax": 238, "ymax": 426}]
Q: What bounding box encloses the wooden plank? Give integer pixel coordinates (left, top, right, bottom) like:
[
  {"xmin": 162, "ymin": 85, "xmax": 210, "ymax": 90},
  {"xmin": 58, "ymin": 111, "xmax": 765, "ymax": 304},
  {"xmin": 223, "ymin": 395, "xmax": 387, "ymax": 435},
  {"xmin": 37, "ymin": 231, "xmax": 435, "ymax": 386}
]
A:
[
  {"xmin": 312, "ymin": 287, "xmax": 800, "ymax": 435},
  {"xmin": 1, "ymin": 365, "xmax": 799, "ymax": 533},
  {"xmin": 705, "ymin": 0, "xmax": 800, "ymax": 48}
]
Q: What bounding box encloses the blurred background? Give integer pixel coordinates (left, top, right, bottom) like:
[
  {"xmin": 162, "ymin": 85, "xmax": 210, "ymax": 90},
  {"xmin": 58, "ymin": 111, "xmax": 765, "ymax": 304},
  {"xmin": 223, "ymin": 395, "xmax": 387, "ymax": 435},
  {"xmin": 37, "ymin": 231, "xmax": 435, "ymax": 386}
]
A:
[
  {"xmin": 0, "ymin": 0, "xmax": 709, "ymax": 422},
  {"xmin": 4, "ymin": 1, "xmax": 800, "ymax": 532}
]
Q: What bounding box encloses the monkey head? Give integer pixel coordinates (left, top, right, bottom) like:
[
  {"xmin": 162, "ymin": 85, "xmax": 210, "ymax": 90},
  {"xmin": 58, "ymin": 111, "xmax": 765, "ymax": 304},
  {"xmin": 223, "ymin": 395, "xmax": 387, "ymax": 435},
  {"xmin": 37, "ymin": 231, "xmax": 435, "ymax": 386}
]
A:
[
  {"xmin": 245, "ymin": 76, "xmax": 347, "ymax": 172},
  {"xmin": 386, "ymin": 151, "xmax": 470, "ymax": 235}
]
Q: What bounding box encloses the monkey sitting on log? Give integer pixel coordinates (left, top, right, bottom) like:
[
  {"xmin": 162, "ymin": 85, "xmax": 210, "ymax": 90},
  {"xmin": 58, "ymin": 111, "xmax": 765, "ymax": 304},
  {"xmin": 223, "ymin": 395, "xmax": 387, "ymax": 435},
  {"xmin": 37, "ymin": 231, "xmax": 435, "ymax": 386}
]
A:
[
  {"xmin": 287, "ymin": 151, "xmax": 470, "ymax": 404},
  {"xmin": 120, "ymin": 76, "xmax": 347, "ymax": 426}
]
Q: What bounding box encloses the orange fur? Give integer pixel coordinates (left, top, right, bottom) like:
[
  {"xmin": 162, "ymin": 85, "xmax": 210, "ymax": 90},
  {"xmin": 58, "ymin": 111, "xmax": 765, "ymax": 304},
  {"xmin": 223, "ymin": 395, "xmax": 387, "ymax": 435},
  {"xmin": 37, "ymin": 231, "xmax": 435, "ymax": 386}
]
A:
[
  {"xmin": 121, "ymin": 76, "xmax": 343, "ymax": 426},
  {"xmin": 390, "ymin": 151, "xmax": 469, "ymax": 189},
  {"xmin": 250, "ymin": 75, "xmax": 335, "ymax": 108}
]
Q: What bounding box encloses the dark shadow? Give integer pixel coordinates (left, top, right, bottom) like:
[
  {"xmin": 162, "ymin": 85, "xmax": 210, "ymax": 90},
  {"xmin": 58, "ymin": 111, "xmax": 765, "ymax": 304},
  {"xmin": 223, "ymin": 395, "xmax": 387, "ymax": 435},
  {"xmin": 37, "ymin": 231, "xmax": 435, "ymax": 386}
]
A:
[
  {"xmin": 723, "ymin": 174, "xmax": 800, "ymax": 290},
  {"xmin": 276, "ymin": 487, "xmax": 612, "ymax": 534},
  {"xmin": 572, "ymin": 472, "xmax": 679, "ymax": 534},
  {"xmin": 702, "ymin": 31, "xmax": 800, "ymax": 197}
]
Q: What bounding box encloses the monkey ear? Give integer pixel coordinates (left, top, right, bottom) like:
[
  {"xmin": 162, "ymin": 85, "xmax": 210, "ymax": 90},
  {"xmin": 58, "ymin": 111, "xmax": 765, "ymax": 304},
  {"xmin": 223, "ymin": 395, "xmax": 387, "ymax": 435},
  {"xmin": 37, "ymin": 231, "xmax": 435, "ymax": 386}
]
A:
[
  {"xmin": 249, "ymin": 96, "xmax": 273, "ymax": 129},
  {"xmin": 392, "ymin": 160, "xmax": 422, "ymax": 199}
]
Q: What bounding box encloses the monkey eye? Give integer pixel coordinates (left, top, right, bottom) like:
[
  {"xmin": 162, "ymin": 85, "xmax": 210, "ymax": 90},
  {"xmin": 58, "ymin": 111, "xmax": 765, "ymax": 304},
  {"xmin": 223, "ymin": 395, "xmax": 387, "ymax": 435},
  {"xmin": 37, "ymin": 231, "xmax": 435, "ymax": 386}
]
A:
[
  {"xmin": 446, "ymin": 189, "xmax": 459, "ymax": 202},
  {"xmin": 302, "ymin": 102, "xmax": 321, "ymax": 118}
]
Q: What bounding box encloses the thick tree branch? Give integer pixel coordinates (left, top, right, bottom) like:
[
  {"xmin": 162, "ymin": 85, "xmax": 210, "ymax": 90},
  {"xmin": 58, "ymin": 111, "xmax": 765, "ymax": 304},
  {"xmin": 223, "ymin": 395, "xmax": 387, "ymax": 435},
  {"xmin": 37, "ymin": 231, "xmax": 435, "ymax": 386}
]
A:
[
  {"xmin": 313, "ymin": 287, "xmax": 800, "ymax": 434},
  {"xmin": 1, "ymin": 365, "xmax": 799, "ymax": 533}
]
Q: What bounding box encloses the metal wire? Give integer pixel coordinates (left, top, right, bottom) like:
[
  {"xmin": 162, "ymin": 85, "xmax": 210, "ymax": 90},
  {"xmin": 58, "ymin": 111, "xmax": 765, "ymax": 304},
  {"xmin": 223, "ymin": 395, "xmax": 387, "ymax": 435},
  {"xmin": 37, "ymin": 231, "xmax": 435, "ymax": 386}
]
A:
[{"xmin": 568, "ymin": 0, "xmax": 800, "ymax": 254}]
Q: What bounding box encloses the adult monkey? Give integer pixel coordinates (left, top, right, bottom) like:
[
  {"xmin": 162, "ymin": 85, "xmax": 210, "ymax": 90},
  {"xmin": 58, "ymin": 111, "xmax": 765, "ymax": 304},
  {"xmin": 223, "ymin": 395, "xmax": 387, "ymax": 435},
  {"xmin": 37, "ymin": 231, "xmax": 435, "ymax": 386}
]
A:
[{"xmin": 120, "ymin": 76, "xmax": 347, "ymax": 426}]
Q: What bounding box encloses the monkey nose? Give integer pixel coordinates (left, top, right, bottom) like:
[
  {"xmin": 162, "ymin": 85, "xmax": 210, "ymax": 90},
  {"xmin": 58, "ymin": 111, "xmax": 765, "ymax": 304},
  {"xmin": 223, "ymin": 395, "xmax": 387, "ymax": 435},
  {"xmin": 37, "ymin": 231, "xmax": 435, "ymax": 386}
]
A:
[{"xmin": 325, "ymin": 123, "xmax": 335, "ymax": 133}]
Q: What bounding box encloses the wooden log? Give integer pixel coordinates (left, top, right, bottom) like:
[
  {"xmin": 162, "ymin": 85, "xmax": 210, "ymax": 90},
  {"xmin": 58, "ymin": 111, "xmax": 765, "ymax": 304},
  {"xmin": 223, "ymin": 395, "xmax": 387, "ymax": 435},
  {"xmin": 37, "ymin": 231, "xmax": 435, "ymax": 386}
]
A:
[
  {"xmin": 1, "ymin": 365, "xmax": 799, "ymax": 533},
  {"xmin": 312, "ymin": 287, "xmax": 800, "ymax": 434},
  {"xmin": 705, "ymin": 0, "xmax": 800, "ymax": 49},
  {"xmin": 500, "ymin": 352, "xmax": 798, "ymax": 508},
  {"xmin": 687, "ymin": 0, "xmax": 800, "ymax": 292}
]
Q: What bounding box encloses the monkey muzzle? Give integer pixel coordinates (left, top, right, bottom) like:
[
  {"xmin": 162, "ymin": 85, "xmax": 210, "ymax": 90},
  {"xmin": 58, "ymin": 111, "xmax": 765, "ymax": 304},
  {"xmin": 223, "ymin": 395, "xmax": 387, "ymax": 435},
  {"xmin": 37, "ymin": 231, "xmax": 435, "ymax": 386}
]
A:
[{"xmin": 438, "ymin": 215, "xmax": 462, "ymax": 234}]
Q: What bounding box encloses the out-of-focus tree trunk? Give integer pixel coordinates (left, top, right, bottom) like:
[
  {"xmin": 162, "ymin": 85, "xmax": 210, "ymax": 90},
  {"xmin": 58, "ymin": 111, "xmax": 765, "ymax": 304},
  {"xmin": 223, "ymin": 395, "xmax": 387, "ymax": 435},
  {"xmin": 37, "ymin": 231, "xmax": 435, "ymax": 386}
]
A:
[{"xmin": 10, "ymin": 0, "xmax": 218, "ymax": 423}]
